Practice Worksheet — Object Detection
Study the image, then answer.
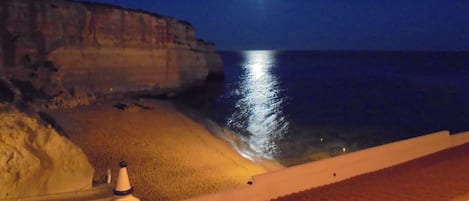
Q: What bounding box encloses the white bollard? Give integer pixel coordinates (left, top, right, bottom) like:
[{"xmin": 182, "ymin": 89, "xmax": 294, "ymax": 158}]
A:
[
  {"xmin": 111, "ymin": 161, "xmax": 140, "ymax": 201},
  {"xmin": 107, "ymin": 169, "xmax": 112, "ymax": 184}
]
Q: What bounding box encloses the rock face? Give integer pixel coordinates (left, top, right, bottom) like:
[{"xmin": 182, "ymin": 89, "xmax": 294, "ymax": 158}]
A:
[
  {"xmin": 0, "ymin": 0, "xmax": 224, "ymax": 108},
  {"xmin": 0, "ymin": 106, "xmax": 94, "ymax": 199}
]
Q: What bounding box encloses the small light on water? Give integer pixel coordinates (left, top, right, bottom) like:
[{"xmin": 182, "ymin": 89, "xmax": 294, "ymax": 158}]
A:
[{"xmin": 320, "ymin": 138, "xmax": 324, "ymax": 142}]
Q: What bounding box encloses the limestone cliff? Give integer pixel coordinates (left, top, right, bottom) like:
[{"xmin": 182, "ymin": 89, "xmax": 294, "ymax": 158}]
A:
[
  {"xmin": 0, "ymin": 104, "xmax": 94, "ymax": 198},
  {"xmin": 0, "ymin": 0, "xmax": 224, "ymax": 108}
]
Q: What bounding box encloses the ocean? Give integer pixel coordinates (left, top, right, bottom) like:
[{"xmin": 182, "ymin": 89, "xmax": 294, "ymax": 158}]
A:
[{"xmin": 178, "ymin": 50, "xmax": 469, "ymax": 166}]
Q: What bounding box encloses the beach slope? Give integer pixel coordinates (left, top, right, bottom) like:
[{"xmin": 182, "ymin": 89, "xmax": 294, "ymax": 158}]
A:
[{"xmin": 46, "ymin": 100, "xmax": 270, "ymax": 201}]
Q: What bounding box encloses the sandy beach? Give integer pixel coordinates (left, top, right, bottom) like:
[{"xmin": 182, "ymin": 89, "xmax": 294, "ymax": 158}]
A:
[{"xmin": 46, "ymin": 99, "xmax": 281, "ymax": 201}]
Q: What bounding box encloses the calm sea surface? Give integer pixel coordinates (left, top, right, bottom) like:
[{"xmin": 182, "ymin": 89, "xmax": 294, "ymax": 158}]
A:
[{"xmin": 179, "ymin": 50, "xmax": 469, "ymax": 166}]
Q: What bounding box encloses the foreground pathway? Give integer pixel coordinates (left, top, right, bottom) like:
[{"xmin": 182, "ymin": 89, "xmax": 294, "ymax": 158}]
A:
[{"xmin": 272, "ymin": 143, "xmax": 469, "ymax": 201}]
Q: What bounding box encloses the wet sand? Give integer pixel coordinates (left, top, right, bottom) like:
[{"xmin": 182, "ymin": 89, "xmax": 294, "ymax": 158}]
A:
[{"xmin": 46, "ymin": 99, "xmax": 281, "ymax": 201}]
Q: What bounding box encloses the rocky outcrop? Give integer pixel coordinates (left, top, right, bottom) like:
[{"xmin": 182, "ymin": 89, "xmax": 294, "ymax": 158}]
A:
[
  {"xmin": 0, "ymin": 0, "xmax": 223, "ymax": 108},
  {"xmin": 0, "ymin": 105, "xmax": 94, "ymax": 199},
  {"xmin": 197, "ymin": 39, "xmax": 224, "ymax": 79}
]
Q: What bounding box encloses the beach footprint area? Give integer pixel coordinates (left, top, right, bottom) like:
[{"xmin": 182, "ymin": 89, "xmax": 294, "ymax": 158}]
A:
[{"xmin": 46, "ymin": 99, "xmax": 271, "ymax": 201}]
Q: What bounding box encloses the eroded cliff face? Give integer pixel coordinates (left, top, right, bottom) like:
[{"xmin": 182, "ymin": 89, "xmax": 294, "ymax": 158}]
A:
[{"xmin": 0, "ymin": 0, "xmax": 223, "ymax": 108}]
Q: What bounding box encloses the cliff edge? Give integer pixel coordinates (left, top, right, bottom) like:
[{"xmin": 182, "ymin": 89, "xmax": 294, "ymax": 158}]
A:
[{"xmin": 0, "ymin": 0, "xmax": 224, "ymax": 108}]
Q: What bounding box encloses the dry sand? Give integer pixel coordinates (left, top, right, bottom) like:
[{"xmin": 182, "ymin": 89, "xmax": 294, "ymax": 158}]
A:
[{"xmin": 46, "ymin": 99, "xmax": 281, "ymax": 201}]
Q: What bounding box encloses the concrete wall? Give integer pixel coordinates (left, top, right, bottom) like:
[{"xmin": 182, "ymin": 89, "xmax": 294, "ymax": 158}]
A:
[
  {"xmin": 452, "ymin": 131, "xmax": 469, "ymax": 147},
  {"xmin": 186, "ymin": 130, "xmax": 469, "ymax": 201},
  {"xmin": 0, "ymin": 184, "xmax": 112, "ymax": 201}
]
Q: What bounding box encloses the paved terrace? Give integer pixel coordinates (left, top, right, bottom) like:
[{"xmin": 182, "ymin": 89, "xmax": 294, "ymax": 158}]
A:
[{"xmin": 272, "ymin": 142, "xmax": 469, "ymax": 201}]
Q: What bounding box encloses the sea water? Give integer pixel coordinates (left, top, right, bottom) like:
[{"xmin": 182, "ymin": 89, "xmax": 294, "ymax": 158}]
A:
[{"xmin": 178, "ymin": 50, "xmax": 469, "ymax": 166}]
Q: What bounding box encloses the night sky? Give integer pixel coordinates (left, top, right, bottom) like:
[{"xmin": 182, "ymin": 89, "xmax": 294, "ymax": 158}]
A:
[{"xmin": 79, "ymin": 0, "xmax": 469, "ymax": 51}]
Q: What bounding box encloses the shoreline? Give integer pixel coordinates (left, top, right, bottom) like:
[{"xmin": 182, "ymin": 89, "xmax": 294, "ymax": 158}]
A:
[
  {"xmin": 171, "ymin": 102, "xmax": 284, "ymax": 170},
  {"xmin": 45, "ymin": 98, "xmax": 281, "ymax": 200}
]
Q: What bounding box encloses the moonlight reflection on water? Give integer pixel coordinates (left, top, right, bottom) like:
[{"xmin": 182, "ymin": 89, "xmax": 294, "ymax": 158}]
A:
[
  {"xmin": 180, "ymin": 51, "xmax": 469, "ymax": 166},
  {"xmin": 227, "ymin": 50, "xmax": 289, "ymax": 159}
]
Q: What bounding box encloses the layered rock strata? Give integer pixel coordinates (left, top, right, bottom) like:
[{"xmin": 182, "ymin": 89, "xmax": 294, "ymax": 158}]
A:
[{"xmin": 0, "ymin": 0, "xmax": 223, "ymax": 108}]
